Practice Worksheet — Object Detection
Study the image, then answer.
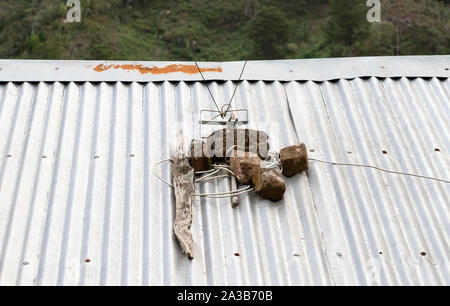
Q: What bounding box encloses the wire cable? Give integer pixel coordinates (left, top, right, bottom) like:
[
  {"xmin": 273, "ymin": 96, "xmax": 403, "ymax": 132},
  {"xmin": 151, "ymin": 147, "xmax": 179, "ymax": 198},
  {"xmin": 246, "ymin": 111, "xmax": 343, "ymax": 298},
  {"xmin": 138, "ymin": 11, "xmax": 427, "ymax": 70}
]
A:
[
  {"xmin": 152, "ymin": 160, "xmax": 255, "ymax": 198},
  {"xmin": 151, "ymin": 159, "xmax": 174, "ymax": 188},
  {"xmin": 309, "ymin": 158, "xmax": 450, "ymax": 184}
]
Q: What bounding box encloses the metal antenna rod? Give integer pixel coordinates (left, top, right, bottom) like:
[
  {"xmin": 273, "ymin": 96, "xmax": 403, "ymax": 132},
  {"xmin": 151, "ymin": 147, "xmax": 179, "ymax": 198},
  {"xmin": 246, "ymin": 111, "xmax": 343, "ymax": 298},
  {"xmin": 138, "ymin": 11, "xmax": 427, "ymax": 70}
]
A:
[
  {"xmin": 223, "ymin": 60, "xmax": 248, "ymax": 117},
  {"xmin": 194, "ymin": 61, "xmax": 222, "ymax": 115},
  {"xmin": 195, "ymin": 60, "xmax": 248, "ymax": 119}
]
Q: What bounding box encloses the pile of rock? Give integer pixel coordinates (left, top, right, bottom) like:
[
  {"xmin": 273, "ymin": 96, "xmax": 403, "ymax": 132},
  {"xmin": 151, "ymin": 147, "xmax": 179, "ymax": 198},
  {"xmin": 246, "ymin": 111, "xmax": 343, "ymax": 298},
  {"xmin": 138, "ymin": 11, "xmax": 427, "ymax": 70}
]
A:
[{"xmin": 188, "ymin": 128, "xmax": 309, "ymax": 202}]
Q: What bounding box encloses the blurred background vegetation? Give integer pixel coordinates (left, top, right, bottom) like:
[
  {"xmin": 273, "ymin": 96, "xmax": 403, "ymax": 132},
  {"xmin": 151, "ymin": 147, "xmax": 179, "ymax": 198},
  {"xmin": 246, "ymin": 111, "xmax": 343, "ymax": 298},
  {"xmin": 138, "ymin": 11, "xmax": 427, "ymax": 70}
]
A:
[{"xmin": 0, "ymin": 0, "xmax": 448, "ymax": 61}]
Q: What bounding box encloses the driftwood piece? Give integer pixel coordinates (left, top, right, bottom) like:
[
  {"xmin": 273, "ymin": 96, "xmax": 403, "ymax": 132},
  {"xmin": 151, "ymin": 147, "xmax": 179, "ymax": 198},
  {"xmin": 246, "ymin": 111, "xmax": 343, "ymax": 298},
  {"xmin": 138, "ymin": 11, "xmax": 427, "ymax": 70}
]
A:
[{"xmin": 172, "ymin": 144, "xmax": 195, "ymax": 259}]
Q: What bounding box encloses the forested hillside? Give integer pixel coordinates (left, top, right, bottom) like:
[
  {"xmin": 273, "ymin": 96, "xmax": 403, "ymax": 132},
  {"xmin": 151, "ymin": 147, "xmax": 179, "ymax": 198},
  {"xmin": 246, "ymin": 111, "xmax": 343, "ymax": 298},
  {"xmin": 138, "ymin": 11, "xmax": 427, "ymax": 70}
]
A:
[{"xmin": 0, "ymin": 0, "xmax": 448, "ymax": 60}]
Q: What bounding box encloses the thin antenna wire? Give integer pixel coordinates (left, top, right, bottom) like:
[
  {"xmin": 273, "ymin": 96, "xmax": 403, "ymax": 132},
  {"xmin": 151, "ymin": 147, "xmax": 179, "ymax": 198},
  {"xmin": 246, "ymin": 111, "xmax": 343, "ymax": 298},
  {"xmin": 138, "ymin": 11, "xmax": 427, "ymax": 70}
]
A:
[
  {"xmin": 194, "ymin": 61, "xmax": 221, "ymax": 114},
  {"xmin": 223, "ymin": 60, "xmax": 248, "ymax": 117},
  {"xmin": 195, "ymin": 60, "xmax": 248, "ymax": 118}
]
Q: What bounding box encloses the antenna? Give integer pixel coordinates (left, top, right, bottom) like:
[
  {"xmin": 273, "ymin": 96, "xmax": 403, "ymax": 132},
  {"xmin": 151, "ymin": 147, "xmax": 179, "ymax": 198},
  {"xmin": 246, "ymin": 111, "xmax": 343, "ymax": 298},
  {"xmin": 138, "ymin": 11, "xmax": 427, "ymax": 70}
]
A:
[{"xmin": 195, "ymin": 60, "xmax": 249, "ymax": 138}]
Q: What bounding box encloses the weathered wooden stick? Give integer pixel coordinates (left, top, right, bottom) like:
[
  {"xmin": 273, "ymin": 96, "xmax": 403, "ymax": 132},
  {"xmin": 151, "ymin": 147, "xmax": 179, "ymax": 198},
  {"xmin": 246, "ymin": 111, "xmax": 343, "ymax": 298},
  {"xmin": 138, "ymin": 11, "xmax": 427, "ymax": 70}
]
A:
[{"xmin": 172, "ymin": 138, "xmax": 195, "ymax": 259}]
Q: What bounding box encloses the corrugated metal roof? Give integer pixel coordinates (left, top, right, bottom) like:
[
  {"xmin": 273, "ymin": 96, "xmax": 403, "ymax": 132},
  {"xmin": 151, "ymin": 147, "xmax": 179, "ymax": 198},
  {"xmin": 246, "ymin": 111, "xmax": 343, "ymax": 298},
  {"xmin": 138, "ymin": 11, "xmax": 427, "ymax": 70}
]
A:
[
  {"xmin": 0, "ymin": 55, "xmax": 449, "ymax": 82},
  {"xmin": 0, "ymin": 58, "xmax": 448, "ymax": 285}
]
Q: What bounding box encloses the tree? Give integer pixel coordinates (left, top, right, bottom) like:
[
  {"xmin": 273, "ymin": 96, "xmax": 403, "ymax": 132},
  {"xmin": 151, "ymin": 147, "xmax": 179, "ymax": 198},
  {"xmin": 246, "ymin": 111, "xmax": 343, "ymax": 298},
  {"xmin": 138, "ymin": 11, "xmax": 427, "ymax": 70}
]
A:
[
  {"xmin": 244, "ymin": 0, "xmax": 258, "ymax": 18},
  {"xmin": 247, "ymin": 6, "xmax": 291, "ymax": 59},
  {"xmin": 324, "ymin": 0, "xmax": 368, "ymax": 55}
]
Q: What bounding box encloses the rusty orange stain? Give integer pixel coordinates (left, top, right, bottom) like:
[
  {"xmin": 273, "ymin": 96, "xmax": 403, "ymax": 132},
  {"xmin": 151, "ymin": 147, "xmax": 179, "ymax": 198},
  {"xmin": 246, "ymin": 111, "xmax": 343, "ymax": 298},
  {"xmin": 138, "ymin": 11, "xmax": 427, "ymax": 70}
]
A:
[{"xmin": 93, "ymin": 63, "xmax": 222, "ymax": 75}]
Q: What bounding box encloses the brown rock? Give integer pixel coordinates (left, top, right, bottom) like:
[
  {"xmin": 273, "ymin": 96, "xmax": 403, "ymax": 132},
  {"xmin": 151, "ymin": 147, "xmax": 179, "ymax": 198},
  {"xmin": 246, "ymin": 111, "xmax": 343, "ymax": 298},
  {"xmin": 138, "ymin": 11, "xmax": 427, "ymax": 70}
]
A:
[
  {"xmin": 189, "ymin": 140, "xmax": 211, "ymax": 172},
  {"xmin": 205, "ymin": 128, "xmax": 270, "ymax": 160},
  {"xmin": 230, "ymin": 150, "xmax": 262, "ymax": 185},
  {"xmin": 252, "ymin": 168, "xmax": 286, "ymax": 202},
  {"xmin": 280, "ymin": 143, "xmax": 309, "ymax": 177}
]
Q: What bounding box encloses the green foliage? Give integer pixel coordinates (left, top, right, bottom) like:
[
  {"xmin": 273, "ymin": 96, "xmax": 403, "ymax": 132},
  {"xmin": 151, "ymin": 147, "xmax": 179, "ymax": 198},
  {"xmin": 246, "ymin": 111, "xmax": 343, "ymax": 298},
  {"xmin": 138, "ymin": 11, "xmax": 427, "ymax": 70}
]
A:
[
  {"xmin": 247, "ymin": 6, "xmax": 292, "ymax": 59},
  {"xmin": 0, "ymin": 0, "xmax": 448, "ymax": 60},
  {"xmin": 323, "ymin": 0, "xmax": 368, "ymax": 56}
]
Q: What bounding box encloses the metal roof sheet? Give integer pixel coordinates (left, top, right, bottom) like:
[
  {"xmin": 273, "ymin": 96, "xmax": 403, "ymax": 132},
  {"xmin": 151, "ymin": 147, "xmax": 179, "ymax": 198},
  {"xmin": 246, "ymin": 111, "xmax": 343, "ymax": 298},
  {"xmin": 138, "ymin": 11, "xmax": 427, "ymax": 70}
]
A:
[
  {"xmin": 0, "ymin": 55, "xmax": 449, "ymax": 82},
  {"xmin": 0, "ymin": 57, "xmax": 448, "ymax": 285}
]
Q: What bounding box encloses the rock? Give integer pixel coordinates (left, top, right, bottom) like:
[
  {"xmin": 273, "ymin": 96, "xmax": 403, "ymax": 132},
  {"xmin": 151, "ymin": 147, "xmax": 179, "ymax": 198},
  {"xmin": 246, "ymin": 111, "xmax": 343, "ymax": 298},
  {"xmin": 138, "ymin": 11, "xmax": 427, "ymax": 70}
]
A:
[
  {"xmin": 230, "ymin": 150, "xmax": 261, "ymax": 185},
  {"xmin": 280, "ymin": 143, "xmax": 309, "ymax": 177},
  {"xmin": 189, "ymin": 140, "xmax": 211, "ymax": 172},
  {"xmin": 205, "ymin": 128, "xmax": 270, "ymax": 160},
  {"xmin": 252, "ymin": 168, "xmax": 286, "ymax": 202}
]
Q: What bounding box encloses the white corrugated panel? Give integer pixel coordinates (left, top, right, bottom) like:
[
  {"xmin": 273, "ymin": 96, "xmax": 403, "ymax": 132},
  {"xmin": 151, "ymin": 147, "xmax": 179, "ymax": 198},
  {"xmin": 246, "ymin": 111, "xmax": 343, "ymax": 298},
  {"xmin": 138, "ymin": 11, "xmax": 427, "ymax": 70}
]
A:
[
  {"xmin": 0, "ymin": 76, "xmax": 448, "ymax": 285},
  {"xmin": 1, "ymin": 56, "xmax": 448, "ymax": 81}
]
